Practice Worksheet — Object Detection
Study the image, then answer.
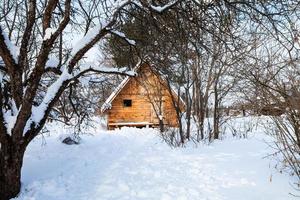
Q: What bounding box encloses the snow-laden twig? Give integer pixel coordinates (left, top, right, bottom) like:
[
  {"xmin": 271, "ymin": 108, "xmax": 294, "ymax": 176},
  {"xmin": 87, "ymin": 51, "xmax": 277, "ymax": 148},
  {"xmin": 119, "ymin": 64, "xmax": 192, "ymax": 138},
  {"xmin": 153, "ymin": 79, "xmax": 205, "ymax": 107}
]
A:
[
  {"xmin": 110, "ymin": 30, "xmax": 136, "ymax": 45},
  {"xmin": 3, "ymin": 99, "xmax": 19, "ymax": 135},
  {"xmin": 43, "ymin": 28, "xmax": 56, "ymax": 41},
  {"xmin": 150, "ymin": 0, "xmax": 178, "ymax": 13},
  {"xmin": 1, "ymin": 31, "xmax": 19, "ymax": 63},
  {"xmin": 71, "ymin": 25, "xmax": 106, "ymax": 57},
  {"xmin": 76, "ymin": 62, "xmax": 136, "ymax": 76}
]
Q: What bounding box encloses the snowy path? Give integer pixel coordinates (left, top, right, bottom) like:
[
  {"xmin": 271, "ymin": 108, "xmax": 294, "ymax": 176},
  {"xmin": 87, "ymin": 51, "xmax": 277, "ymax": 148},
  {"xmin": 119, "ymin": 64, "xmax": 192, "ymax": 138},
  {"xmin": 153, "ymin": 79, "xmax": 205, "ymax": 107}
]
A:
[{"xmin": 16, "ymin": 128, "xmax": 295, "ymax": 200}]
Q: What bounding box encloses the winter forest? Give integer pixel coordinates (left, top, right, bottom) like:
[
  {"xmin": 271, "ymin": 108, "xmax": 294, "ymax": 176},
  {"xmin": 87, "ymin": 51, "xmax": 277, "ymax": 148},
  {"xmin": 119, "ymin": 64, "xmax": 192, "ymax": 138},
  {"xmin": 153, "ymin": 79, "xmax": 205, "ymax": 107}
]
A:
[{"xmin": 1, "ymin": 0, "xmax": 300, "ymax": 200}]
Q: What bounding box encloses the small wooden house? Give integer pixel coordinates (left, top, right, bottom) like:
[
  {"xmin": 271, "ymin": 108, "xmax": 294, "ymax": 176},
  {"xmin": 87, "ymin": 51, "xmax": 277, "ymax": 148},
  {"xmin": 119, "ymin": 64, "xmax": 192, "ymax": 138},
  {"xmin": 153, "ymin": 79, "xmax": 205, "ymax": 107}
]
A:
[{"xmin": 101, "ymin": 63, "xmax": 184, "ymax": 130}]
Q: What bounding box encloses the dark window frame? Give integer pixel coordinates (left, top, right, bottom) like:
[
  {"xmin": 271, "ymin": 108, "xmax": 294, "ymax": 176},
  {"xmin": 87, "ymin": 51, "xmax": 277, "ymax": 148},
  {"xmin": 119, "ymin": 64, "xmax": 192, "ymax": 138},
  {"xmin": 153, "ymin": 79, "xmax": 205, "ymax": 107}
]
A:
[{"xmin": 123, "ymin": 99, "xmax": 132, "ymax": 107}]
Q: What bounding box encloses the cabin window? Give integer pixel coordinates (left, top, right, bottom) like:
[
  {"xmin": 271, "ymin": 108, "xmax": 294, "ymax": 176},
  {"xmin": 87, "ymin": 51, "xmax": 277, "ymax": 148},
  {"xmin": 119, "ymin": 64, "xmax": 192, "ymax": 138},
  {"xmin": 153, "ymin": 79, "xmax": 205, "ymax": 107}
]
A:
[{"xmin": 123, "ymin": 99, "xmax": 132, "ymax": 107}]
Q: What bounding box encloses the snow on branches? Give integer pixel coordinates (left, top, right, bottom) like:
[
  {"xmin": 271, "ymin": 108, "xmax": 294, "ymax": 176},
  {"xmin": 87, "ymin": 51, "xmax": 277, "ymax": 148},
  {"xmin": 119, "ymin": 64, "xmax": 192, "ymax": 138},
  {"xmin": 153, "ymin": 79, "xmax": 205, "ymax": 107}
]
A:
[
  {"xmin": 0, "ymin": 0, "xmax": 179, "ymax": 140},
  {"xmin": 150, "ymin": 1, "xmax": 178, "ymax": 13},
  {"xmin": 0, "ymin": 27, "xmax": 19, "ymax": 64},
  {"xmin": 110, "ymin": 30, "xmax": 136, "ymax": 45}
]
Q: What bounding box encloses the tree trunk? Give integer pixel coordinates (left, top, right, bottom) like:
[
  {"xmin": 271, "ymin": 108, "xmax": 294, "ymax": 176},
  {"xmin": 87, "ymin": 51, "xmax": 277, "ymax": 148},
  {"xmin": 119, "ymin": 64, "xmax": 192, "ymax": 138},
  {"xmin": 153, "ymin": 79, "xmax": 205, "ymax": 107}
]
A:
[
  {"xmin": 159, "ymin": 119, "xmax": 164, "ymax": 133},
  {"xmin": 0, "ymin": 138, "xmax": 25, "ymax": 200},
  {"xmin": 213, "ymin": 82, "xmax": 219, "ymax": 140},
  {"xmin": 213, "ymin": 112, "xmax": 220, "ymax": 139},
  {"xmin": 186, "ymin": 104, "xmax": 191, "ymax": 141},
  {"xmin": 199, "ymin": 95, "xmax": 205, "ymax": 141}
]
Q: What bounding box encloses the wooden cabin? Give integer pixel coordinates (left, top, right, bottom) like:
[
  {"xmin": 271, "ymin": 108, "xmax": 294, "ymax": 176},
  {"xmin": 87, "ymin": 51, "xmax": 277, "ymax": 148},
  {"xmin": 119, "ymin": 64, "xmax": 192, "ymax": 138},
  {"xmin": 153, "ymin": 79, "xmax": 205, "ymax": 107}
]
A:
[{"xmin": 101, "ymin": 63, "xmax": 184, "ymax": 130}]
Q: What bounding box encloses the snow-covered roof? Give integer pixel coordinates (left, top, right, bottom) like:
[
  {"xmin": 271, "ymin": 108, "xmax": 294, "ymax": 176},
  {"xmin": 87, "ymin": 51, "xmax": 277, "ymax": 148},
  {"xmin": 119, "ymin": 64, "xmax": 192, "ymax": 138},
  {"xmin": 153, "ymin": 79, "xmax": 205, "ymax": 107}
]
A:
[{"xmin": 101, "ymin": 61, "xmax": 142, "ymax": 113}]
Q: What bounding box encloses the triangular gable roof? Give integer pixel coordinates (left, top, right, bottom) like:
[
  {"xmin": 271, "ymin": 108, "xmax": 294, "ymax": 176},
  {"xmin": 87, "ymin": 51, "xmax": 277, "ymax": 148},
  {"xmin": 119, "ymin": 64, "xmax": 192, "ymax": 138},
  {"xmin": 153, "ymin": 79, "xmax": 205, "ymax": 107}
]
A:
[
  {"xmin": 101, "ymin": 61, "xmax": 142, "ymax": 113},
  {"xmin": 100, "ymin": 75, "xmax": 131, "ymax": 112},
  {"xmin": 101, "ymin": 62, "xmax": 184, "ymax": 113}
]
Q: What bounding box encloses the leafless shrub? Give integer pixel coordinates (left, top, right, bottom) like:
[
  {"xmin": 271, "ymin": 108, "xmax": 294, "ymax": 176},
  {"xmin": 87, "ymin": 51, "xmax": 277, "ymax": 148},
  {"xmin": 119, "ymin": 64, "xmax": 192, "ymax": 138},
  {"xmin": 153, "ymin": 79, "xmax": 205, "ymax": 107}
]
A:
[
  {"xmin": 270, "ymin": 116, "xmax": 300, "ymax": 182},
  {"xmin": 160, "ymin": 127, "xmax": 185, "ymax": 147}
]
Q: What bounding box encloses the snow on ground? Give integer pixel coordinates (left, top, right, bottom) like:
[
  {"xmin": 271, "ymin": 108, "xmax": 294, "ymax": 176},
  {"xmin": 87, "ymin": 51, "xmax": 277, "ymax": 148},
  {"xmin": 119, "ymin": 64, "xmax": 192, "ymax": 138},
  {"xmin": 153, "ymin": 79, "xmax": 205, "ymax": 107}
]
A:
[{"xmin": 14, "ymin": 118, "xmax": 296, "ymax": 200}]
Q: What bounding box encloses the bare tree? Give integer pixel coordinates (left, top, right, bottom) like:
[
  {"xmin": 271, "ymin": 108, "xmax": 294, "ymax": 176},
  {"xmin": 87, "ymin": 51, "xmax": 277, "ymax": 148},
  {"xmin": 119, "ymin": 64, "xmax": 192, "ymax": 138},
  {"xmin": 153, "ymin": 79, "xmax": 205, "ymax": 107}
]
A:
[
  {"xmin": 0, "ymin": 0, "xmax": 181, "ymax": 199},
  {"xmin": 239, "ymin": 2, "xmax": 300, "ymax": 185},
  {"xmin": 137, "ymin": 66, "xmax": 166, "ymax": 132}
]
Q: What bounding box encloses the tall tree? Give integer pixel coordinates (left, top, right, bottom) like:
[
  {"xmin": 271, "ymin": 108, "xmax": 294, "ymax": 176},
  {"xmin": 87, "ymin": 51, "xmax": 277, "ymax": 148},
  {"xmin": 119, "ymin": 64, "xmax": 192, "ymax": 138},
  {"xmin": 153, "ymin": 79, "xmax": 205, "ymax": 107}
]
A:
[{"xmin": 0, "ymin": 0, "xmax": 179, "ymax": 199}]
